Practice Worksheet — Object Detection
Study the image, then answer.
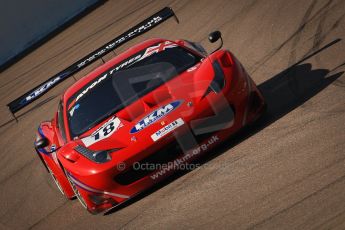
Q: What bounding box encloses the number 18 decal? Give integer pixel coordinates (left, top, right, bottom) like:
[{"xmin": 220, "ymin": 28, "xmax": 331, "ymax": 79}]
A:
[{"xmin": 82, "ymin": 116, "xmax": 123, "ymax": 147}]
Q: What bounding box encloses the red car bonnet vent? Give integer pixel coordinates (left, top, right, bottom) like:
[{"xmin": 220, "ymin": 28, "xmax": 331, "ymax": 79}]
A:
[
  {"xmin": 55, "ymin": 141, "xmax": 80, "ymax": 163},
  {"xmin": 143, "ymin": 86, "xmax": 172, "ymax": 107},
  {"xmin": 117, "ymin": 100, "xmax": 146, "ymax": 122},
  {"xmin": 59, "ymin": 147, "xmax": 80, "ymax": 163}
]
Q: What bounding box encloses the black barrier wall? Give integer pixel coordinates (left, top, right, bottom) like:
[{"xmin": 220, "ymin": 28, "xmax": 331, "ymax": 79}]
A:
[{"xmin": 0, "ymin": 0, "xmax": 102, "ymax": 70}]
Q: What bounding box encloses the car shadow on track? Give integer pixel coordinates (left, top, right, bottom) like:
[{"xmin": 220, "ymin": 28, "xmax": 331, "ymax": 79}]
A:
[
  {"xmin": 224, "ymin": 62, "xmax": 343, "ymax": 146},
  {"xmin": 105, "ymin": 55, "xmax": 344, "ymax": 215}
]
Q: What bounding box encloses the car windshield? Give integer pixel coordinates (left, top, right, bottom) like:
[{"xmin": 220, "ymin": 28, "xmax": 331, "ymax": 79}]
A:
[{"xmin": 66, "ymin": 44, "xmax": 201, "ymax": 138}]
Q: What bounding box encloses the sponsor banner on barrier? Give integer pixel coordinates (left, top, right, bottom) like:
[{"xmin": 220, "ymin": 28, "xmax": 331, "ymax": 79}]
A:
[{"xmin": 7, "ymin": 7, "xmax": 176, "ymax": 113}]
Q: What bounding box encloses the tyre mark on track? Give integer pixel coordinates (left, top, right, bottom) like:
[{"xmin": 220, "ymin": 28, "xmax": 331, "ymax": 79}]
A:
[
  {"xmin": 311, "ymin": 209, "xmax": 345, "ymax": 230},
  {"xmin": 331, "ymin": 60, "xmax": 345, "ymax": 87},
  {"xmin": 288, "ymin": 0, "xmax": 321, "ymax": 66},
  {"xmin": 118, "ymin": 213, "xmax": 142, "ymax": 230},
  {"xmin": 286, "ymin": 0, "xmax": 345, "ymax": 110},
  {"xmin": 28, "ymin": 200, "xmax": 69, "ymax": 230},
  {"xmin": 196, "ymin": 0, "xmax": 258, "ymax": 43},
  {"xmin": 195, "ymin": 154, "xmax": 345, "ymax": 228},
  {"xmin": 0, "ymin": 158, "xmax": 35, "ymax": 186},
  {"xmin": 168, "ymin": 0, "xmax": 190, "ymax": 13},
  {"xmin": 248, "ymin": 0, "xmax": 342, "ymax": 75},
  {"xmin": 0, "ymin": 159, "xmax": 46, "ymax": 223},
  {"xmin": 248, "ymin": 174, "xmax": 345, "ymax": 229},
  {"xmin": 292, "ymin": 1, "xmax": 345, "ymax": 64},
  {"xmin": 286, "ymin": 0, "xmax": 329, "ymax": 102}
]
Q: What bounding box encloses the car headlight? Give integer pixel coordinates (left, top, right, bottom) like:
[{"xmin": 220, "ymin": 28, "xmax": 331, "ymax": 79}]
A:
[
  {"xmin": 74, "ymin": 145, "xmax": 112, "ymax": 163},
  {"xmin": 209, "ymin": 60, "xmax": 225, "ymax": 93}
]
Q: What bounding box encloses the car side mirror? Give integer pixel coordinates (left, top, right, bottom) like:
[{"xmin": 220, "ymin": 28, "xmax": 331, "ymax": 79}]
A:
[
  {"xmin": 208, "ymin": 31, "xmax": 223, "ymax": 53},
  {"xmin": 208, "ymin": 31, "xmax": 221, "ymax": 43},
  {"xmin": 35, "ymin": 137, "xmax": 49, "ymax": 149}
]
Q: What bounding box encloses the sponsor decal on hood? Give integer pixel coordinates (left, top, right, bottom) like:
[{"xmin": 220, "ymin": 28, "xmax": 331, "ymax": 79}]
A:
[
  {"xmin": 130, "ymin": 100, "xmax": 183, "ymax": 134},
  {"xmin": 151, "ymin": 118, "xmax": 184, "ymax": 141}
]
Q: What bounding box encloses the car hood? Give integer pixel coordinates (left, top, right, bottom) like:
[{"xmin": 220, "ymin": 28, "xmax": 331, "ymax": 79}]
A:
[{"xmin": 75, "ymin": 58, "xmax": 215, "ymax": 151}]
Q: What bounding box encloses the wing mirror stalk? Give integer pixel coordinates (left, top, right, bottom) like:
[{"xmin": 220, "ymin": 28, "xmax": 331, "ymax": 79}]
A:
[{"xmin": 208, "ymin": 31, "xmax": 223, "ymax": 53}]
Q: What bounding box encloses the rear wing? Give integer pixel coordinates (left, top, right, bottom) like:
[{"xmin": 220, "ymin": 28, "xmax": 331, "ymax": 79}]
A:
[{"xmin": 7, "ymin": 7, "xmax": 178, "ymax": 114}]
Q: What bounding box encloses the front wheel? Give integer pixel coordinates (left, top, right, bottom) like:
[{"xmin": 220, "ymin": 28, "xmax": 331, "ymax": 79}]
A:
[
  {"xmin": 46, "ymin": 163, "xmax": 65, "ymax": 196},
  {"xmin": 63, "ymin": 169, "xmax": 88, "ymax": 210}
]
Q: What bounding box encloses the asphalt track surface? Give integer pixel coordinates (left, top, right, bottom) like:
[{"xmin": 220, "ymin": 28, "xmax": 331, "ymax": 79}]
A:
[{"xmin": 0, "ymin": 0, "xmax": 345, "ymax": 229}]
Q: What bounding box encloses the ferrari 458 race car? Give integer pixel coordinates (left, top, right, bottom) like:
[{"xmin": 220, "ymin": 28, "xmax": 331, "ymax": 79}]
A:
[{"xmin": 34, "ymin": 31, "xmax": 266, "ymax": 214}]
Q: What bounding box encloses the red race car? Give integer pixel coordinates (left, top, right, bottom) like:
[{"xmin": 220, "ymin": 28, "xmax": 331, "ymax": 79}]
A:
[{"xmin": 34, "ymin": 31, "xmax": 266, "ymax": 214}]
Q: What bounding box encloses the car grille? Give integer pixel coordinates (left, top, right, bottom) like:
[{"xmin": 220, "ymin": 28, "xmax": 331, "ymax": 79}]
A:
[
  {"xmin": 114, "ymin": 105, "xmax": 236, "ymax": 186},
  {"xmin": 114, "ymin": 141, "xmax": 182, "ymax": 185},
  {"xmin": 114, "ymin": 130, "xmax": 218, "ymax": 186}
]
